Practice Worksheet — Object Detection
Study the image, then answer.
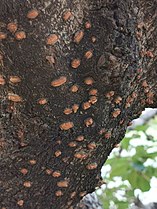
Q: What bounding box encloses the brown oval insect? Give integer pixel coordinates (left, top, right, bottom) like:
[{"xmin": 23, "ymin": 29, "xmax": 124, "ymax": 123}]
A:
[
  {"xmin": 8, "ymin": 93, "xmax": 22, "ymax": 102},
  {"xmin": 64, "ymin": 108, "xmax": 73, "ymax": 115},
  {"xmin": 27, "ymin": 9, "xmax": 39, "ymax": 19},
  {"xmin": 70, "ymin": 84, "xmax": 79, "ymax": 92},
  {"xmin": 114, "ymin": 96, "xmax": 122, "ymax": 104},
  {"xmin": 74, "ymin": 30, "xmax": 84, "ymax": 44},
  {"xmin": 20, "ymin": 168, "xmax": 28, "ymax": 175},
  {"xmin": 51, "ymin": 76, "xmax": 67, "ymax": 87},
  {"xmin": 52, "ymin": 171, "xmax": 61, "ymax": 178},
  {"xmin": 29, "ymin": 159, "xmax": 36, "ymax": 165},
  {"xmin": 0, "ymin": 32, "xmax": 7, "ymax": 40},
  {"xmin": 60, "ymin": 122, "xmax": 74, "ymax": 130},
  {"xmin": 89, "ymin": 89, "xmax": 98, "ymax": 96},
  {"xmin": 84, "ymin": 77, "xmax": 94, "ymax": 85},
  {"xmin": 15, "ymin": 31, "xmax": 26, "ymax": 40},
  {"xmin": 0, "ymin": 75, "xmax": 5, "ymax": 85},
  {"xmin": 23, "ymin": 181, "xmax": 32, "ymax": 188},
  {"xmin": 57, "ymin": 180, "xmax": 68, "ymax": 188},
  {"xmin": 71, "ymin": 59, "xmax": 81, "ymax": 69},
  {"xmin": 84, "ymin": 118, "xmax": 94, "ymax": 127},
  {"xmin": 55, "ymin": 190, "xmax": 63, "ymax": 197},
  {"xmin": 82, "ymin": 102, "xmax": 91, "ymax": 110},
  {"xmin": 63, "ymin": 10, "xmax": 72, "ymax": 21},
  {"xmin": 9, "ymin": 76, "xmax": 21, "ymax": 84},
  {"xmin": 7, "ymin": 22, "xmax": 18, "ymax": 33},
  {"xmin": 75, "ymin": 135, "xmax": 84, "ymax": 142},
  {"xmin": 87, "ymin": 142, "xmax": 96, "ymax": 150},
  {"xmin": 112, "ymin": 109, "xmax": 121, "ymax": 118},
  {"xmin": 74, "ymin": 152, "xmax": 88, "ymax": 159},
  {"xmin": 72, "ymin": 104, "xmax": 79, "ymax": 113},
  {"xmin": 89, "ymin": 96, "xmax": 97, "ymax": 104},
  {"xmin": 86, "ymin": 162, "xmax": 98, "ymax": 170},
  {"xmin": 38, "ymin": 98, "xmax": 47, "ymax": 105},
  {"xmin": 68, "ymin": 142, "xmax": 77, "ymax": 147},
  {"xmin": 46, "ymin": 34, "xmax": 58, "ymax": 45},
  {"xmin": 91, "ymin": 36, "xmax": 96, "ymax": 43},
  {"xmin": 84, "ymin": 50, "xmax": 93, "ymax": 59},
  {"xmin": 17, "ymin": 200, "xmax": 24, "ymax": 207},
  {"xmin": 54, "ymin": 150, "xmax": 62, "ymax": 157}
]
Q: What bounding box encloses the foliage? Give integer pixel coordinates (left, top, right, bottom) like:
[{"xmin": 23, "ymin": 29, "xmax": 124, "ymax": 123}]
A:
[{"xmin": 97, "ymin": 116, "xmax": 157, "ymax": 209}]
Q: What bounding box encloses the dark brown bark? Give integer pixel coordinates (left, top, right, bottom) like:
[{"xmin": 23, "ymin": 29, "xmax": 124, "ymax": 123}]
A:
[{"xmin": 0, "ymin": 0, "xmax": 157, "ymax": 208}]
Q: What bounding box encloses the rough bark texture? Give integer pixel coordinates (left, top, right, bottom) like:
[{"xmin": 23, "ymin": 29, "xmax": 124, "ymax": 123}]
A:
[{"xmin": 0, "ymin": 0, "xmax": 157, "ymax": 208}]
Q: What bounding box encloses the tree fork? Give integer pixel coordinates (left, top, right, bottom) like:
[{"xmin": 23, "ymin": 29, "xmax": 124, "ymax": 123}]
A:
[{"xmin": 0, "ymin": 0, "xmax": 157, "ymax": 208}]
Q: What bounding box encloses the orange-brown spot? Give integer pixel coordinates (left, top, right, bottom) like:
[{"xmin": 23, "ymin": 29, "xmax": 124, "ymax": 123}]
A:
[
  {"xmin": 46, "ymin": 34, "xmax": 58, "ymax": 45},
  {"xmin": 75, "ymin": 135, "xmax": 84, "ymax": 142},
  {"xmin": 71, "ymin": 59, "xmax": 81, "ymax": 69},
  {"xmin": 57, "ymin": 180, "xmax": 68, "ymax": 188},
  {"xmin": 105, "ymin": 91, "xmax": 115, "ymax": 99},
  {"xmin": 45, "ymin": 169, "xmax": 53, "ymax": 175},
  {"xmin": 82, "ymin": 101, "xmax": 91, "ymax": 110},
  {"xmin": 55, "ymin": 150, "xmax": 62, "ymax": 157},
  {"xmin": 85, "ymin": 21, "xmax": 91, "ymax": 29},
  {"xmin": 74, "ymin": 152, "xmax": 88, "ymax": 159},
  {"xmin": 72, "ymin": 104, "xmax": 79, "ymax": 113},
  {"xmin": 89, "ymin": 89, "xmax": 98, "ymax": 96},
  {"xmin": 87, "ymin": 142, "xmax": 96, "ymax": 150},
  {"xmin": 0, "ymin": 32, "xmax": 7, "ymax": 40},
  {"xmin": 15, "ymin": 31, "xmax": 26, "ymax": 40},
  {"xmin": 23, "ymin": 181, "xmax": 32, "ymax": 188},
  {"xmin": 63, "ymin": 10, "xmax": 72, "ymax": 21},
  {"xmin": 29, "ymin": 159, "xmax": 36, "ymax": 165},
  {"xmin": 52, "ymin": 171, "xmax": 61, "ymax": 178},
  {"xmin": 17, "ymin": 200, "xmax": 24, "ymax": 207},
  {"xmin": 91, "ymin": 36, "xmax": 96, "ymax": 43},
  {"xmin": 84, "ymin": 50, "xmax": 93, "ymax": 59},
  {"xmin": 142, "ymin": 80, "xmax": 148, "ymax": 88},
  {"xmin": 68, "ymin": 142, "xmax": 77, "ymax": 147},
  {"xmin": 70, "ymin": 191, "xmax": 76, "ymax": 198},
  {"xmin": 112, "ymin": 108, "xmax": 121, "ymax": 118},
  {"xmin": 60, "ymin": 122, "xmax": 74, "ymax": 130},
  {"xmin": 51, "ymin": 76, "xmax": 67, "ymax": 87},
  {"xmin": 8, "ymin": 93, "xmax": 22, "ymax": 102},
  {"xmin": 114, "ymin": 96, "xmax": 122, "ymax": 104},
  {"xmin": 38, "ymin": 98, "xmax": 47, "ymax": 105},
  {"xmin": 27, "ymin": 9, "xmax": 39, "ymax": 19},
  {"xmin": 7, "ymin": 22, "xmax": 18, "ymax": 33},
  {"xmin": 55, "ymin": 190, "xmax": 63, "ymax": 197},
  {"xmin": 86, "ymin": 163, "xmax": 97, "ymax": 170},
  {"xmin": 9, "ymin": 76, "xmax": 21, "ymax": 84},
  {"xmin": 20, "ymin": 168, "xmax": 28, "ymax": 175},
  {"xmin": 84, "ymin": 118, "xmax": 93, "ymax": 127},
  {"xmin": 0, "ymin": 75, "xmax": 5, "ymax": 85},
  {"xmin": 70, "ymin": 84, "xmax": 79, "ymax": 92},
  {"xmin": 64, "ymin": 108, "xmax": 73, "ymax": 115},
  {"xmin": 74, "ymin": 30, "xmax": 84, "ymax": 44},
  {"xmin": 89, "ymin": 96, "xmax": 97, "ymax": 104},
  {"xmin": 84, "ymin": 77, "xmax": 94, "ymax": 85}
]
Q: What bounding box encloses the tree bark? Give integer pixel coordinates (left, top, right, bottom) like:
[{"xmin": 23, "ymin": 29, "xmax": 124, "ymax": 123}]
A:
[{"xmin": 0, "ymin": 0, "xmax": 156, "ymax": 208}]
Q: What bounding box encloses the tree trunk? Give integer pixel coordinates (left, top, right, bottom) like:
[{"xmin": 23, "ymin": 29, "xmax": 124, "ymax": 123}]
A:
[{"xmin": 0, "ymin": 0, "xmax": 156, "ymax": 208}]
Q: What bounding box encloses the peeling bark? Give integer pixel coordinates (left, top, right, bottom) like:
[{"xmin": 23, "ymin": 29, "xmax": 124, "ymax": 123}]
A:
[{"xmin": 0, "ymin": 0, "xmax": 157, "ymax": 208}]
